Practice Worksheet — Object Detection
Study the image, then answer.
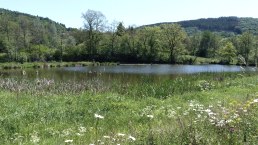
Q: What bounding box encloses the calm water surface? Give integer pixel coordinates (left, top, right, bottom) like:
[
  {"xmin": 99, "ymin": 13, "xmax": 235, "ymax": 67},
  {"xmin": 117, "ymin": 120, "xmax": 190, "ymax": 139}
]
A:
[{"xmin": 0, "ymin": 64, "xmax": 256, "ymax": 82}]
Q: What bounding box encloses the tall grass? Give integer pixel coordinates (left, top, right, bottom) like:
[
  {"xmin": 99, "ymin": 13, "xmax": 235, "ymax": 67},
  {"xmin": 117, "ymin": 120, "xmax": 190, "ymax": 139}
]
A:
[{"xmin": 0, "ymin": 72, "xmax": 257, "ymax": 144}]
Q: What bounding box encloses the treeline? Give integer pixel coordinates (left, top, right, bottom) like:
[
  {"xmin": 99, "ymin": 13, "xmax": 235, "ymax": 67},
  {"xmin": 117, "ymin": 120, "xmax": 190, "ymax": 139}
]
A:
[
  {"xmin": 149, "ymin": 17, "xmax": 258, "ymax": 35},
  {"xmin": 0, "ymin": 8, "xmax": 258, "ymax": 65}
]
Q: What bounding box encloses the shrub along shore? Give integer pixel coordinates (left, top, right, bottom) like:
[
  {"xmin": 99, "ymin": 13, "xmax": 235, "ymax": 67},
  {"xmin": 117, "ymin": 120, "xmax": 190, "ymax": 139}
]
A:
[
  {"xmin": 0, "ymin": 61, "xmax": 118, "ymax": 69},
  {"xmin": 0, "ymin": 72, "xmax": 257, "ymax": 144}
]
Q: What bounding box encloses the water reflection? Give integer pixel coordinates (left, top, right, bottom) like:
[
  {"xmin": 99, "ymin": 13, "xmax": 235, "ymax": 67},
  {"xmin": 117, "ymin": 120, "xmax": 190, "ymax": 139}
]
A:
[
  {"xmin": 0, "ymin": 64, "xmax": 256, "ymax": 82},
  {"xmin": 62, "ymin": 64, "xmax": 255, "ymax": 74}
]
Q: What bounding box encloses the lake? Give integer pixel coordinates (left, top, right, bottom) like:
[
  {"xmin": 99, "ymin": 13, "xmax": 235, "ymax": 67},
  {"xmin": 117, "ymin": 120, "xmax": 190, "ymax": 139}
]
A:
[{"xmin": 0, "ymin": 64, "xmax": 256, "ymax": 82}]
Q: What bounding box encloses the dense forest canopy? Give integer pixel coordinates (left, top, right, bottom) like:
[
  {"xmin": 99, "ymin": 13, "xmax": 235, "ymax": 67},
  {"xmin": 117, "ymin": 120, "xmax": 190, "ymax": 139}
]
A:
[
  {"xmin": 147, "ymin": 17, "xmax": 258, "ymax": 35},
  {"xmin": 0, "ymin": 8, "xmax": 258, "ymax": 65}
]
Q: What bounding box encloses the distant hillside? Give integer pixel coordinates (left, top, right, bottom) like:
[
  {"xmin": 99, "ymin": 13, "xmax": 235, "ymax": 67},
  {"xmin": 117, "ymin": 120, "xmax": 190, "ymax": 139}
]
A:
[
  {"xmin": 0, "ymin": 8, "xmax": 67, "ymax": 30},
  {"xmin": 0, "ymin": 8, "xmax": 72, "ymax": 62},
  {"xmin": 146, "ymin": 17, "xmax": 258, "ymax": 35}
]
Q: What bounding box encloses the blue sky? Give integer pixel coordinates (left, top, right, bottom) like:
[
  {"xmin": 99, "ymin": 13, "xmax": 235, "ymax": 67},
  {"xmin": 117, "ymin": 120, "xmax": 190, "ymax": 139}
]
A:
[{"xmin": 1, "ymin": 0, "xmax": 258, "ymax": 28}]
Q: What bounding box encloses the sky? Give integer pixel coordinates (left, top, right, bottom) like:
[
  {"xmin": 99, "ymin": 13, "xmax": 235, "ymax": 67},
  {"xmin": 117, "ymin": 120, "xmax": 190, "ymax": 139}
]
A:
[{"xmin": 1, "ymin": 0, "xmax": 258, "ymax": 28}]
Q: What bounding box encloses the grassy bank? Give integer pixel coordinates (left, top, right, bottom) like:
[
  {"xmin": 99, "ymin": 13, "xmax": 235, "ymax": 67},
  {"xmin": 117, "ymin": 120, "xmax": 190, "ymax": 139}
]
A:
[
  {"xmin": 0, "ymin": 73, "xmax": 257, "ymax": 144},
  {"xmin": 0, "ymin": 61, "xmax": 118, "ymax": 69}
]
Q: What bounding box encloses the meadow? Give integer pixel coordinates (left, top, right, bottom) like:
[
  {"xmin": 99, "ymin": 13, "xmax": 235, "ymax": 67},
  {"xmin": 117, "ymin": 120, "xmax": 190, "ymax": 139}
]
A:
[{"xmin": 0, "ymin": 71, "xmax": 257, "ymax": 144}]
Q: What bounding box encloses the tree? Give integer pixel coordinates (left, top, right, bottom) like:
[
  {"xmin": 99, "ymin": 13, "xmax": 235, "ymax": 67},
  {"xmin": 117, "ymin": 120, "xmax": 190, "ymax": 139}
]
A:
[
  {"xmin": 254, "ymin": 38, "xmax": 258, "ymax": 67},
  {"xmin": 48, "ymin": 22, "xmax": 59, "ymax": 47},
  {"xmin": 12, "ymin": 22, "xmax": 22, "ymax": 61},
  {"xmin": 218, "ymin": 41, "xmax": 237, "ymax": 64},
  {"xmin": 82, "ymin": 9, "xmax": 106, "ymax": 57},
  {"xmin": 138, "ymin": 26, "xmax": 161, "ymax": 62},
  {"xmin": 197, "ymin": 31, "xmax": 221, "ymax": 58},
  {"xmin": 116, "ymin": 22, "xmax": 126, "ymax": 36},
  {"xmin": 186, "ymin": 33, "xmax": 201, "ymax": 63},
  {"xmin": 126, "ymin": 26, "xmax": 137, "ymax": 54},
  {"xmin": 0, "ymin": 14, "xmax": 11, "ymax": 41},
  {"xmin": 198, "ymin": 31, "xmax": 212, "ymax": 57},
  {"xmin": 18, "ymin": 15, "xmax": 30, "ymax": 48},
  {"xmin": 239, "ymin": 31, "xmax": 254, "ymax": 66},
  {"xmin": 30, "ymin": 18, "xmax": 45, "ymax": 61},
  {"xmin": 161, "ymin": 24, "xmax": 186, "ymax": 63},
  {"xmin": 107, "ymin": 21, "xmax": 119, "ymax": 57}
]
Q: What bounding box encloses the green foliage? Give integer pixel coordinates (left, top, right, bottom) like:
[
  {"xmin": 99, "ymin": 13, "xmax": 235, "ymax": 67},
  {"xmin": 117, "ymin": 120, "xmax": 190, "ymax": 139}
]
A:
[
  {"xmin": 116, "ymin": 22, "xmax": 126, "ymax": 36},
  {"xmin": 218, "ymin": 41, "xmax": 237, "ymax": 64},
  {"xmin": 161, "ymin": 24, "xmax": 187, "ymax": 63},
  {"xmin": 148, "ymin": 17, "xmax": 258, "ymax": 35},
  {"xmin": 0, "ymin": 72, "xmax": 257, "ymax": 144},
  {"xmin": 198, "ymin": 31, "xmax": 221, "ymax": 58},
  {"xmin": 1, "ymin": 8, "xmax": 258, "ymax": 65},
  {"xmin": 239, "ymin": 32, "xmax": 254, "ymax": 66}
]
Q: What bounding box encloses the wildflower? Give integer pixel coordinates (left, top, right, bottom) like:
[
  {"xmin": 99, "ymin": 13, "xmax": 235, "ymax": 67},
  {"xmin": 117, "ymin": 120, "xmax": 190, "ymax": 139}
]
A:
[
  {"xmin": 128, "ymin": 135, "xmax": 136, "ymax": 141},
  {"xmin": 62, "ymin": 128, "xmax": 73, "ymax": 136},
  {"xmin": 117, "ymin": 133, "xmax": 125, "ymax": 137},
  {"xmin": 147, "ymin": 115, "xmax": 154, "ymax": 119},
  {"xmin": 79, "ymin": 126, "xmax": 86, "ymax": 133},
  {"xmin": 36, "ymin": 79, "xmax": 40, "ymax": 85},
  {"xmin": 65, "ymin": 139, "xmax": 73, "ymax": 143},
  {"xmin": 226, "ymin": 119, "xmax": 232, "ymax": 123},
  {"xmin": 252, "ymin": 98, "xmax": 258, "ymax": 103},
  {"xmin": 233, "ymin": 113, "xmax": 239, "ymax": 119},
  {"xmin": 76, "ymin": 133, "xmax": 82, "ymax": 136},
  {"xmin": 204, "ymin": 109, "xmax": 211, "ymax": 113},
  {"xmin": 189, "ymin": 101, "xmax": 194, "ymax": 107},
  {"xmin": 216, "ymin": 120, "xmax": 225, "ymax": 127},
  {"xmin": 30, "ymin": 131, "xmax": 40, "ymax": 143},
  {"xmin": 167, "ymin": 109, "xmax": 176, "ymax": 118},
  {"xmin": 94, "ymin": 114, "xmax": 104, "ymax": 119},
  {"xmin": 103, "ymin": 135, "xmax": 110, "ymax": 139}
]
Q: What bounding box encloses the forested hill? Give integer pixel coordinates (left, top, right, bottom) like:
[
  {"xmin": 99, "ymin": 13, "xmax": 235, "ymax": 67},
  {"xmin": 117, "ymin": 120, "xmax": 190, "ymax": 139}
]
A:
[
  {"xmin": 0, "ymin": 8, "xmax": 72, "ymax": 62},
  {"xmin": 147, "ymin": 17, "xmax": 258, "ymax": 35},
  {"xmin": 0, "ymin": 8, "xmax": 66, "ymax": 31},
  {"xmin": 1, "ymin": 8, "xmax": 258, "ymax": 65}
]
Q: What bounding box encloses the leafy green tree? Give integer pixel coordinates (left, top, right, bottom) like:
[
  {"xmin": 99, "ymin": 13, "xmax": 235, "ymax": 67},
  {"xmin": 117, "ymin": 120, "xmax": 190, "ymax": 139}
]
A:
[
  {"xmin": 12, "ymin": 22, "xmax": 22, "ymax": 61},
  {"xmin": 208, "ymin": 34, "xmax": 221, "ymax": 58},
  {"xmin": 120, "ymin": 26, "xmax": 138, "ymax": 62},
  {"xmin": 18, "ymin": 15, "xmax": 30, "ymax": 48},
  {"xmin": 198, "ymin": 31, "xmax": 221, "ymax": 58},
  {"xmin": 0, "ymin": 14, "xmax": 11, "ymax": 41},
  {"xmin": 218, "ymin": 41, "xmax": 237, "ymax": 64},
  {"xmin": 0, "ymin": 39, "xmax": 9, "ymax": 53},
  {"xmin": 69, "ymin": 28, "xmax": 87, "ymax": 45},
  {"xmin": 29, "ymin": 18, "xmax": 46, "ymax": 61},
  {"xmin": 82, "ymin": 9, "xmax": 106, "ymax": 57},
  {"xmin": 239, "ymin": 31, "xmax": 254, "ymax": 66},
  {"xmin": 161, "ymin": 24, "xmax": 187, "ymax": 63},
  {"xmin": 138, "ymin": 26, "xmax": 161, "ymax": 62},
  {"xmin": 106, "ymin": 21, "xmax": 119, "ymax": 57},
  {"xmin": 254, "ymin": 38, "xmax": 258, "ymax": 67},
  {"xmin": 198, "ymin": 31, "xmax": 212, "ymax": 57},
  {"xmin": 116, "ymin": 22, "xmax": 126, "ymax": 36},
  {"xmin": 186, "ymin": 33, "xmax": 201, "ymax": 63},
  {"xmin": 48, "ymin": 22, "xmax": 59, "ymax": 47}
]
